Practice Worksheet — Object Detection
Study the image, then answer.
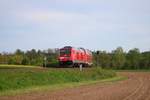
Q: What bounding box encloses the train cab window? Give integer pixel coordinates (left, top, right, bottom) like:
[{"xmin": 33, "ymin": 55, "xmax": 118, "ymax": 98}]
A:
[{"xmin": 60, "ymin": 49, "xmax": 71, "ymax": 56}]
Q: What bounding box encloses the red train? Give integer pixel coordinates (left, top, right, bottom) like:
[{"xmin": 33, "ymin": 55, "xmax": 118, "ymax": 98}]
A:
[{"xmin": 58, "ymin": 46, "xmax": 92, "ymax": 67}]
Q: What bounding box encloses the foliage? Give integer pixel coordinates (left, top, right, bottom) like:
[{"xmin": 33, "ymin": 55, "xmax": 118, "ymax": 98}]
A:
[
  {"xmin": 93, "ymin": 51, "xmax": 111, "ymax": 68},
  {"xmin": 0, "ymin": 47, "xmax": 150, "ymax": 69},
  {"xmin": 125, "ymin": 48, "xmax": 141, "ymax": 69},
  {"xmin": 111, "ymin": 47, "xmax": 126, "ymax": 69},
  {"xmin": 0, "ymin": 49, "xmax": 58, "ymax": 67},
  {"xmin": 93, "ymin": 47, "xmax": 150, "ymax": 69}
]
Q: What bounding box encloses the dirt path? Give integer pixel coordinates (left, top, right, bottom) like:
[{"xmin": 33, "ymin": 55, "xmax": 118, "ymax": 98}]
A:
[{"xmin": 0, "ymin": 72, "xmax": 150, "ymax": 100}]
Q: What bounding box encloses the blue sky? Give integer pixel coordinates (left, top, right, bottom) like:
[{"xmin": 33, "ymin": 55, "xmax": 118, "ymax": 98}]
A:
[{"xmin": 0, "ymin": 0, "xmax": 150, "ymax": 52}]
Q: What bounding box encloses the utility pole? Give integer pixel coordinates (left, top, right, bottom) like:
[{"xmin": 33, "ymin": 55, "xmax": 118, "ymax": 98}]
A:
[
  {"xmin": 44, "ymin": 56, "xmax": 47, "ymax": 68},
  {"xmin": 96, "ymin": 51, "xmax": 99, "ymax": 67}
]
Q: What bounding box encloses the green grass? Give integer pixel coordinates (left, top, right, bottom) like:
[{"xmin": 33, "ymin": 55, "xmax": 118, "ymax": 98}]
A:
[{"xmin": 0, "ymin": 66, "xmax": 119, "ymax": 95}]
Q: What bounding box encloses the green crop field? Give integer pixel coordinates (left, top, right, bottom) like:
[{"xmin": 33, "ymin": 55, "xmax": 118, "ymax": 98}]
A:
[{"xmin": 0, "ymin": 65, "xmax": 121, "ymax": 95}]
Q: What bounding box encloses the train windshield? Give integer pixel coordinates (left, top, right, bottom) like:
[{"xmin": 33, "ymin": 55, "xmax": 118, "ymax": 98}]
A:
[{"xmin": 60, "ymin": 49, "xmax": 71, "ymax": 56}]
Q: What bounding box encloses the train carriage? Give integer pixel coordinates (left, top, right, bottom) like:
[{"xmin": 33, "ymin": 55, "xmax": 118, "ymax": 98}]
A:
[{"xmin": 58, "ymin": 46, "xmax": 92, "ymax": 67}]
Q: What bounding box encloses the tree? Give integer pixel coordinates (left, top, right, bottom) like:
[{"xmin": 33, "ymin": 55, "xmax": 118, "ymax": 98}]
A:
[
  {"xmin": 126, "ymin": 48, "xmax": 141, "ymax": 69},
  {"xmin": 21, "ymin": 56, "xmax": 29, "ymax": 65},
  {"xmin": 92, "ymin": 51, "xmax": 100, "ymax": 66},
  {"xmin": 98, "ymin": 51, "xmax": 111, "ymax": 68},
  {"xmin": 140, "ymin": 51, "xmax": 150, "ymax": 69},
  {"xmin": 8, "ymin": 55, "xmax": 23, "ymax": 65},
  {"xmin": 15, "ymin": 49, "xmax": 24, "ymax": 55},
  {"xmin": 26, "ymin": 49, "xmax": 37, "ymax": 65},
  {"xmin": 0, "ymin": 53, "xmax": 10, "ymax": 64},
  {"xmin": 111, "ymin": 47, "xmax": 126, "ymax": 69}
]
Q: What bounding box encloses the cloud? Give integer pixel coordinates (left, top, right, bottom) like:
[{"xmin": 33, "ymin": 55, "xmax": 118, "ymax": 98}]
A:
[
  {"xmin": 16, "ymin": 10, "xmax": 89, "ymax": 23},
  {"xmin": 4, "ymin": 8, "xmax": 150, "ymax": 42},
  {"xmin": 14, "ymin": 10, "xmax": 98, "ymax": 36}
]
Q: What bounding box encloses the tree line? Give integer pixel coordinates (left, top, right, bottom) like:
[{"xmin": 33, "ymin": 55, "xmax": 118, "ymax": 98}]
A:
[
  {"xmin": 0, "ymin": 47, "xmax": 150, "ymax": 69},
  {"xmin": 0, "ymin": 49, "xmax": 59, "ymax": 66},
  {"xmin": 93, "ymin": 47, "xmax": 150, "ymax": 69}
]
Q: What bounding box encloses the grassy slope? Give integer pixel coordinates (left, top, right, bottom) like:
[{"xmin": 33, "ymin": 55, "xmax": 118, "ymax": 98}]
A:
[{"xmin": 0, "ymin": 65, "xmax": 124, "ymax": 96}]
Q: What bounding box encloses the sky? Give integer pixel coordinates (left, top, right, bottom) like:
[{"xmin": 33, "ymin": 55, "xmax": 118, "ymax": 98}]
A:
[{"xmin": 0, "ymin": 0, "xmax": 150, "ymax": 52}]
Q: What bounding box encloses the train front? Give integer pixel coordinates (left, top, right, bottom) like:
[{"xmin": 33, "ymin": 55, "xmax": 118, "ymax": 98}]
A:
[{"xmin": 58, "ymin": 46, "xmax": 73, "ymax": 66}]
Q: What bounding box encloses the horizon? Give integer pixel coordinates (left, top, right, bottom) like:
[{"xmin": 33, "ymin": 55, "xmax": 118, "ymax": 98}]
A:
[
  {"xmin": 0, "ymin": 46, "xmax": 149, "ymax": 54},
  {"xmin": 0, "ymin": 0, "xmax": 150, "ymax": 52}
]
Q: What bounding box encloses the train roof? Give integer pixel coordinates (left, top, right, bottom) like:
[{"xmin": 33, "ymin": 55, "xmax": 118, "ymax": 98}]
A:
[{"xmin": 61, "ymin": 46, "xmax": 92, "ymax": 54}]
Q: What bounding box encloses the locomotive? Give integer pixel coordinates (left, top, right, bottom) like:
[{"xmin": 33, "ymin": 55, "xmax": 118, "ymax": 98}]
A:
[{"xmin": 58, "ymin": 46, "xmax": 92, "ymax": 67}]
